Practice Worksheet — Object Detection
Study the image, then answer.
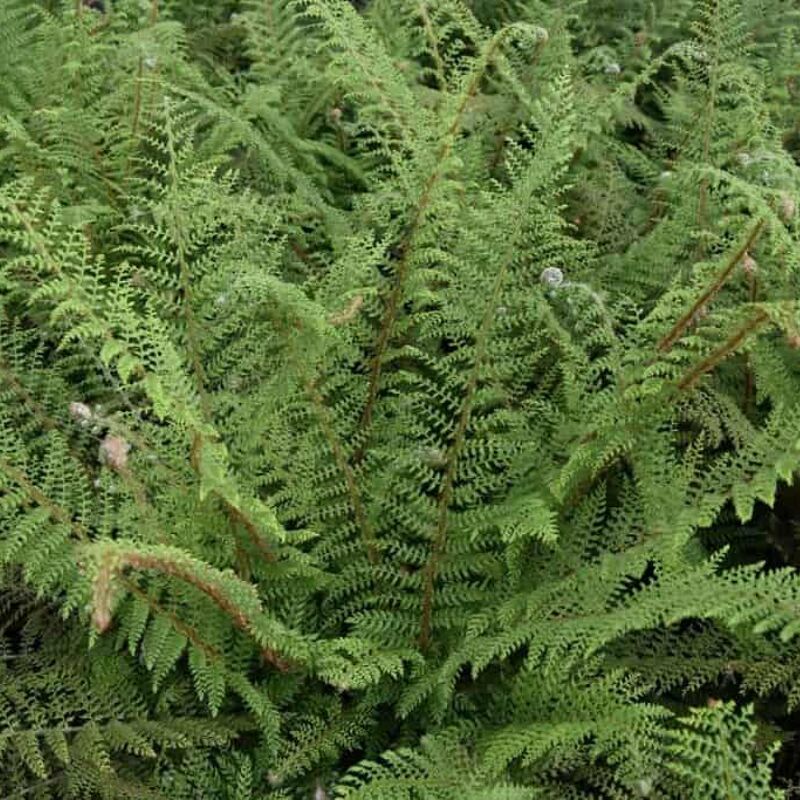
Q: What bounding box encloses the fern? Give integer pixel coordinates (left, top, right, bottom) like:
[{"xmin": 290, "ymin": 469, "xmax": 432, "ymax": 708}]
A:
[{"xmin": 1, "ymin": 0, "xmax": 800, "ymax": 797}]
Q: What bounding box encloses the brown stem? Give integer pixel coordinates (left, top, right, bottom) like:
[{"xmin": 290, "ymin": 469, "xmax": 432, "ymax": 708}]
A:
[
  {"xmin": 119, "ymin": 576, "xmax": 221, "ymax": 660},
  {"xmin": 307, "ymin": 380, "xmax": 378, "ymax": 564},
  {"xmin": 188, "ymin": 432, "xmax": 277, "ymax": 565},
  {"xmin": 0, "ymin": 396, "xmax": 166, "ymax": 544},
  {"xmin": 743, "ymin": 355, "xmax": 755, "ymax": 414},
  {"xmin": 658, "ymin": 220, "xmax": 765, "ymax": 353},
  {"xmin": 120, "ymin": 552, "xmax": 250, "ymax": 631},
  {"xmin": 173, "ymin": 236, "xmax": 211, "ymax": 418},
  {"xmin": 0, "ymin": 457, "xmax": 90, "ymax": 542},
  {"xmin": 743, "ymin": 271, "xmax": 758, "ymax": 413},
  {"xmin": 7, "ymin": 205, "xmax": 272, "ymax": 574},
  {"xmin": 419, "ymin": 253, "xmax": 511, "ymax": 649},
  {"xmin": 268, "ymin": 311, "xmax": 376, "ymax": 566},
  {"xmin": 0, "ymin": 358, "xmax": 96, "ymax": 486},
  {"xmin": 117, "ymin": 551, "xmax": 289, "ymax": 671},
  {"xmin": 353, "ymin": 33, "xmax": 511, "ymax": 467},
  {"xmin": 225, "ymin": 500, "xmax": 278, "ymax": 564},
  {"xmin": 352, "ymin": 170, "xmax": 445, "ymax": 466},
  {"xmin": 162, "ymin": 142, "xmax": 278, "ymax": 563},
  {"xmin": 677, "ymin": 310, "xmax": 769, "ymax": 392}
]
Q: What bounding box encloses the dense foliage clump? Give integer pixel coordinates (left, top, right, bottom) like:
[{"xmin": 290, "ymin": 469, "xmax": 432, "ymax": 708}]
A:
[{"xmin": 1, "ymin": 1, "xmax": 800, "ymax": 797}]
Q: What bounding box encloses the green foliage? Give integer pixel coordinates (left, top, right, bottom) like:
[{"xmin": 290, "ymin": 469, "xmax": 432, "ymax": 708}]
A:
[
  {"xmin": 1, "ymin": 0, "xmax": 800, "ymax": 797},
  {"xmin": 665, "ymin": 701, "xmax": 781, "ymax": 799}
]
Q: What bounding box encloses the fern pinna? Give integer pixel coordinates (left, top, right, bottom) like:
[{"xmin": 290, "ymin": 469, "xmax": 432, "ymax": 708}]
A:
[{"xmin": 1, "ymin": 0, "xmax": 800, "ymax": 797}]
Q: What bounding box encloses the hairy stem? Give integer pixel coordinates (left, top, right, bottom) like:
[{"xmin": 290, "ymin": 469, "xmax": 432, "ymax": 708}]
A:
[
  {"xmin": 354, "ymin": 30, "xmax": 512, "ymax": 466},
  {"xmin": 120, "ymin": 575, "xmax": 221, "ymax": 660},
  {"xmin": 101, "ymin": 548, "xmax": 289, "ymax": 670},
  {"xmin": 658, "ymin": 219, "xmax": 765, "ymax": 353},
  {"xmin": 419, "ymin": 257, "xmax": 511, "ymax": 649},
  {"xmin": 307, "ymin": 379, "xmax": 378, "ymax": 564},
  {"xmin": 0, "ymin": 457, "xmax": 90, "ymax": 542},
  {"xmin": 677, "ymin": 310, "xmax": 769, "ymax": 391}
]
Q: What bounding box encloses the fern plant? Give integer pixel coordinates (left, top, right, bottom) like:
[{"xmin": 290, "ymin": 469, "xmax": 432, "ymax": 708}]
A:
[{"xmin": 1, "ymin": 0, "xmax": 800, "ymax": 797}]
